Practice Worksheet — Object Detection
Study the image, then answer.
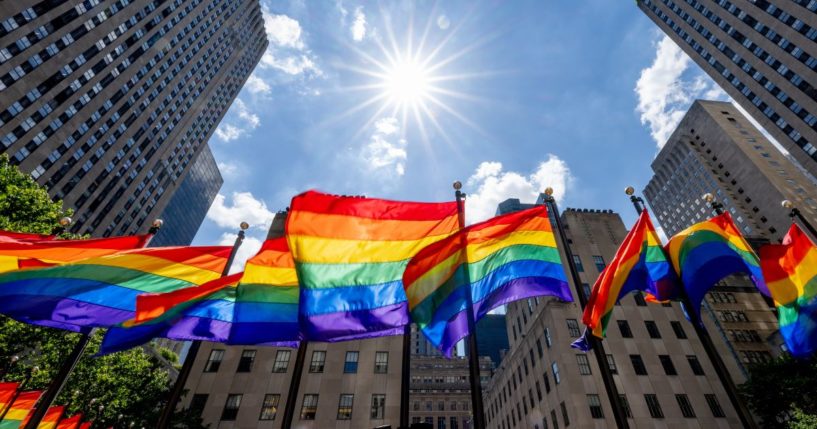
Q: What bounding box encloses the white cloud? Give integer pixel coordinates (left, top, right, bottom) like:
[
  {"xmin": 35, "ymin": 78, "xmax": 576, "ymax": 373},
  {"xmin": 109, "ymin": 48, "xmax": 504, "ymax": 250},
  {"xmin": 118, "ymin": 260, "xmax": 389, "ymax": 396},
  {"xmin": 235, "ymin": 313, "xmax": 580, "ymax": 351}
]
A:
[
  {"xmin": 219, "ymin": 233, "xmax": 263, "ymax": 274},
  {"xmin": 258, "ymin": 11, "xmax": 321, "ymax": 77},
  {"xmin": 214, "ymin": 124, "xmax": 241, "ymax": 142},
  {"xmin": 635, "ymin": 34, "xmax": 728, "ymax": 147},
  {"xmin": 245, "ymin": 74, "xmax": 271, "ymax": 94},
  {"xmin": 261, "ymin": 53, "xmax": 319, "ymax": 75},
  {"xmin": 362, "ymin": 117, "xmax": 408, "ymax": 176},
  {"xmin": 213, "ymin": 99, "xmax": 259, "ymax": 142},
  {"xmin": 206, "ymin": 192, "xmax": 274, "ymax": 231},
  {"xmin": 234, "ymin": 99, "xmax": 260, "ymax": 128},
  {"xmin": 465, "ymin": 155, "xmax": 573, "ymax": 224},
  {"xmin": 351, "ymin": 7, "xmax": 367, "ymax": 41},
  {"xmin": 437, "ymin": 14, "xmax": 450, "ymax": 30},
  {"xmin": 264, "ymin": 14, "xmax": 304, "ymax": 49}
]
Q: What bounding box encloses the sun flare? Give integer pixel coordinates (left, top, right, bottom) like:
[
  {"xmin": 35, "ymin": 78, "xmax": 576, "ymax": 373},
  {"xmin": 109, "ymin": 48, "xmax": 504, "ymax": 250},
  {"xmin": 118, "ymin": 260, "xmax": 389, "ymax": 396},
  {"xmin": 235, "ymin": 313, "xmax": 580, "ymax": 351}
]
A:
[{"xmin": 383, "ymin": 59, "xmax": 432, "ymax": 107}]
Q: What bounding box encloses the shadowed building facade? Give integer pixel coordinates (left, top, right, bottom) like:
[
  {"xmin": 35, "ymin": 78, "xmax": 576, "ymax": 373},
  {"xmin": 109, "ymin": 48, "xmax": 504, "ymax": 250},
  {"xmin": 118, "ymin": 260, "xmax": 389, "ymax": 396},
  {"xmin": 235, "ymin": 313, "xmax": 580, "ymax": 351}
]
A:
[
  {"xmin": 0, "ymin": 0, "xmax": 265, "ymax": 236},
  {"xmin": 638, "ymin": 0, "xmax": 817, "ymax": 179}
]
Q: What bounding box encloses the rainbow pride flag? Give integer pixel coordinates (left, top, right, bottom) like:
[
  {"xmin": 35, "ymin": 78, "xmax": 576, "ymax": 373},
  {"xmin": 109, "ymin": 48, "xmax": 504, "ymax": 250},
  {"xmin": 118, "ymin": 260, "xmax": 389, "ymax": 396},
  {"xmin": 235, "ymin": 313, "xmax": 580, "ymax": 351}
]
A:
[
  {"xmin": 404, "ymin": 206, "xmax": 572, "ymax": 357},
  {"xmin": 77, "ymin": 423, "xmax": 90, "ymax": 429},
  {"xmin": 0, "ymin": 383, "xmax": 18, "ymax": 413},
  {"xmin": 0, "ymin": 233, "xmax": 150, "ymax": 274},
  {"xmin": 760, "ymin": 223, "xmax": 817, "ymax": 357},
  {"xmin": 582, "ymin": 210, "xmax": 678, "ymax": 339},
  {"xmin": 34, "ymin": 406, "xmax": 63, "ymax": 429},
  {"xmin": 0, "ymin": 391, "xmax": 41, "ymax": 429},
  {"xmin": 54, "ymin": 414, "xmax": 82, "ymax": 429},
  {"xmin": 287, "ymin": 190, "xmax": 459, "ymax": 341},
  {"xmin": 98, "ymin": 273, "xmax": 243, "ymax": 354},
  {"xmin": 0, "ymin": 246, "xmax": 231, "ymax": 331},
  {"xmin": 229, "ymin": 237, "xmax": 299, "ymax": 345},
  {"xmin": 666, "ymin": 212, "xmax": 765, "ymax": 317}
]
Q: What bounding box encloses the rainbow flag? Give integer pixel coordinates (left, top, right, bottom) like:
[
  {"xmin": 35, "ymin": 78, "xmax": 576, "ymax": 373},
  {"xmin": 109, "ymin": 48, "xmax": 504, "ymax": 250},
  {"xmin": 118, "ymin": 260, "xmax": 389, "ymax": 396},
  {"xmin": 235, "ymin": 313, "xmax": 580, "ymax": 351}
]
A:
[
  {"xmin": 666, "ymin": 212, "xmax": 766, "ymax": 317},
  {"xmin": 760, "ymin": 223, "xmax": 817, "ymax": 357},
  {"xmin": 0, "ymin": 246, "xmax": 231, "ymax": 331},
  {"xmin": 98, "ymin": 273, "xmax": 242, "ymax": 354},
  {"xmin": 582, "ymin": 210, "xmax": 678, "ymax": 339},
  {"xmin": 404, "ymin": 206, "xmax": 572, "ymax": 356},
  {"xmin": 0, "ymin": 233, "xmax": 150, "ymax": 274},
  {"xmin": 229, "ymin": 237, "xmax": 299, "ymax": 345},
  {"xmin": 0, "ymin": 383, "xmax": 18, "ymax": 413},
  {"xmin": 77, "ymin": 423, "xmax": 90, "ymax": 429},
  {"xmin": 34, "ymin": 406, "xmax": 63, "ymax": 429},
  {"xmin": 54, "ymin": 414, "xmax": 82, "ymax": 429},
  {"xmin": 0, "ymin": 391, "xmax": 41, "ymax": 429},
  {"xmin": 287, "ymin": 190, "xmax": 459, "ymax": 341}
]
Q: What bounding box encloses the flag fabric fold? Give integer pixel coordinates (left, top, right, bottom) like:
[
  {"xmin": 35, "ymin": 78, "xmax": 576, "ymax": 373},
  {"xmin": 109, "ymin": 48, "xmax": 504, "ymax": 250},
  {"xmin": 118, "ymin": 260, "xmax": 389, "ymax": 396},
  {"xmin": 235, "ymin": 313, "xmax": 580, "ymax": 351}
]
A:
[
  {"xmin": 760, "ymin": 223, "xmax": 817, "ymax": 358},
  {"xmin": 54, "ymin": 414, "xmax": 82, "ymax": 429},
  {"xmin": 404, "ymin": 205, "xmax": 573, "ymax": 357},
  {"xmin": 0, "ymin": 390, "xmax": 42, "ymax": 429},
  {"xmin": 286, "ymin": 190, "xmax": 459, "ymax": 341},
  {"xmin": 0, "ymin": 382, "xmax": 19, "ymax": 412},
  {"xmin": 33, "ymin": 406, "xmax": 63, "ymax": 429},
  {"xmin": 0, "ymin": 246, "xmax": 231, "ymax": 332},
  {"xmin": 665, "ymin": 212, "xmax": 765, "ymax": 318},
  {"xmin": 582, "ymin": 210, "xmax": 678, "ymax": 339}
]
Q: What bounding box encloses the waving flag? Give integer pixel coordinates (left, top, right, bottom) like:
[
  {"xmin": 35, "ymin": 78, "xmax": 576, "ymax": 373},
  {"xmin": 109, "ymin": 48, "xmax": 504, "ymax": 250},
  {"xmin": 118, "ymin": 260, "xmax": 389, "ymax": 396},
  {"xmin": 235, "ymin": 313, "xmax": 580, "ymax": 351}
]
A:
[
  {"xmin": 33, "ymin": 406, "xmax": 63, "ymax": 429},
  {"xmin": 666, "ymin": 212, "xmax": 765, "ymax": 317},
  {"xmin": 0, "ymin": 233, "xmax": 150, "ymax": 274},
  {"xmin": 404, "ymin": 206, "xmax": 572, "ymax": 356},
  {"xmin": 0, "ymin": 246, "xmax": 231, "ymax": 331},
  {"xmin": 0, "ymin": 383, "xmax": 18, "ymax": 413},
  {"xmin": 54, "ymin": 414, "xmax": 82, "ymax": 429},
  {"xmin": 760, "ymin": 223, "xmax": 817, "ymax": 357},
  {"xmin": 582, "ymin": 210, "xmax": 678, "ymax": 339},
  {"xmin": 0, "ymin": 391, "xmax": 41, "ymax": 429},
  {"xmin": 287, "ymin": 190, "xmax": 459, "ymax": 341}
]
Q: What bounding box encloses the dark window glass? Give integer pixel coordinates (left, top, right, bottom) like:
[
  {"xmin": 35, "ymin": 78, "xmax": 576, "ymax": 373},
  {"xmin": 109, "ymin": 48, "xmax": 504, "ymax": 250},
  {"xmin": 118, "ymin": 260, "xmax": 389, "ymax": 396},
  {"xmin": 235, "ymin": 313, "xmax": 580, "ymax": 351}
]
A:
[
  {"xmin": 659, "ymin": 355, "xmax": 677, "ymax": 375},
  {"xmin": 344, "ymin": 351, "xmax": 359, "ymax": 373},
  {"xmin": 687, "ymin": 355, "xmax": 705, "ymax": 376},
  {"xmin": 300, "ymin": 394, "xmax": 318, "ymax": 420},
  {"xmin": 630, "ymin": 355, "xmax": 647, "ymax": 375},
  {"xmin": 204, "ymin": 349, "xmax": 223, "ymax": 373},
  {"xmin": 572, "ymin": 255, "xmax": 584, "ymax": 272},
  {"xmin": 560, "ymin": 401, "xmax": 569, "ymax": 426},
  {"xmin": 671, "ymin": 321, "xmax": 687, "ymax": 339},
  {"xmin": 309, "ymin": 351, "xmax": 326, "ymax": 373},
  {"xmin": 587, "ymin": 394, "xmax": 603, "ymax": 419},
  {"xmin": 237, "ymin": 350, "xmax": 256, "ymax": 372},
  {"xmin": 645, "ymin": 394, "xmax": 663, "ymax": 418},
  {"xmin": 634, "ymin": 292, "xmax": 647, "ymax": 306},
  {"xmin": 619, "ymin": 394, "xmax": 632, "ymax": 418},
  {"xmin": 551, "ymin": 409, "xmax": 559, "ymax": 429},
  {"xmin": 259, "ymin": 394, "xmax": 280, "ymax": 420},
  {"xmin": 592, "ymin": 255, "xmax": 605, "ymax": 272},
  {"xmin": 221, "ymin": 394, "xmax": 242, "ymax": 421},
  {"xmin": 371, "ymin": 394, "xmax": 386, "ymax": 419},
  {"xmin": 189, "ymin": 394, "xmax": 207, "ymax": 416},
  {"xmin": 645, "ymin": 321, "xmax": 661, "ymax": 339},
  {"xmin": 606, "ymin": 354, "xmax": 617, "ymax": 374},
  {"xmin": 705, "ymin": 394, "xmax": 726, "ymax": 418},
  {"xmin": 676, "ymin": 394, "xmax": 696, "ymax": 418},
  {"xmin": 618, "ymin": 320, "xmax": 632, "ymax": 338}
]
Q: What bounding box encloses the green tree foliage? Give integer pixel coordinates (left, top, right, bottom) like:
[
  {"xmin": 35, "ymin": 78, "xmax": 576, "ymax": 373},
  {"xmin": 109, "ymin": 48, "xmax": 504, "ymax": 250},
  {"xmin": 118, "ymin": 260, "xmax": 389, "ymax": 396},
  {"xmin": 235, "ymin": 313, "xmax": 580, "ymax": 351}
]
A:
[
  {"xmin": 739, "ymin": 354, "xmax": 817, "ymax": 428},
  {"xmin": 0, "ymin": 155, "xmax": 206, "ymax": 428}
]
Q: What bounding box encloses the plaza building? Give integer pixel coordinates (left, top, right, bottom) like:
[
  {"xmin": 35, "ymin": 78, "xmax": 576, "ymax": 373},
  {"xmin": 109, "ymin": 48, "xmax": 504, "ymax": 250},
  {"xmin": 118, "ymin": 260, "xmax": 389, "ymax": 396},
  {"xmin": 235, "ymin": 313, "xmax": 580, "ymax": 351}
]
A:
[{"xmin": 408, "ymin": 355, "xmax": 491, "ymax": 429}]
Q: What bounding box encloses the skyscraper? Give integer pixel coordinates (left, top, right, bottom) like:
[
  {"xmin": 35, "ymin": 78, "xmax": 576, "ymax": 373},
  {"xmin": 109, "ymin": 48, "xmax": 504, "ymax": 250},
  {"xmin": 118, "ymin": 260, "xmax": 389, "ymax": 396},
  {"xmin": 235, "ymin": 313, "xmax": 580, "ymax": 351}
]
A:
[
  {"xmin": 485, "ymin": 207, "xmax": 740, "ymax": 428},
  {"xmin": 149, "ymin": 143, "xmax": 222, "ymax": 246},
  {"xmin": 464, "ymin": 314, "xmax": 509, "ymax": 370},
  {"xmin": 637, "ymin": 0, "xmax": 817, "ymax": 178},
  {"xmin": 0, "ymin": 0, "xmax": 266, "ymax": 236}
]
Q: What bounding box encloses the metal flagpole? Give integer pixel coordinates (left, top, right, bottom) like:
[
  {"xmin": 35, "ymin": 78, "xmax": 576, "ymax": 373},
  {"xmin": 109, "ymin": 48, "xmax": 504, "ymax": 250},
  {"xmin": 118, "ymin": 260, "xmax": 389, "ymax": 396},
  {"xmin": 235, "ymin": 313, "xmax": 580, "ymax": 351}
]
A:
[
  {"xmin": 453, "ymin": 181, "xmax": 486, "ymax": 429},
  {"xmin": 22, "ymin": 216, "xmax": 137, "ymax": 429},
  {"xmin": 157, "ymin": 221, "xmax": 248, "ymax": 428},
  {"xmin": 783, "ymin": 200, "xmax": 817, "ymax": 242},
  {"xmin": 279, "ymin": 342, "xmax": 307, "ymax": 429},
  {"xmin": 0, "ymin": 365, "xmax": 39, "ymax": 421},
  {"xmin": 543, "ymin": 188, "xmax": 629, "ymax": 429},
  {"xmin": 399, "ymin": 324, "xmax": 410, "ymax": 429}
]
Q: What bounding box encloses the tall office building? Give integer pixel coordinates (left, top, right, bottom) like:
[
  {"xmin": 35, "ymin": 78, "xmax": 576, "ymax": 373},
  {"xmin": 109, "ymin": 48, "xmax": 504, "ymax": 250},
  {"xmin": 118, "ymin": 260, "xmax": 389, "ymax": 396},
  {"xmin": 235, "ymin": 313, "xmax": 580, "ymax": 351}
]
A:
[
  {"xmin": 644, "ymin": 100, "xmax": 817, "ymax": 241},
  {"xmin": 150, "ymin": 143, "xmax": 221, "ymax": 246},
  {"xmin": 464, "ymin": 314, "xmax": 509, "ymax": 370},
  {"xmin": 637, "ymin": 0, "xmax": 817, "ymax": 178},
  {"xmin": 485, "ymin": 206, "xmax": 742, "ymax": 428},
  {"xmin": 0, "ymin": 0, "xmax": 266, "ymax": 236},
  {"xmin": 409, "ymin": 355, "xmax": 491, "ymax": 429}
]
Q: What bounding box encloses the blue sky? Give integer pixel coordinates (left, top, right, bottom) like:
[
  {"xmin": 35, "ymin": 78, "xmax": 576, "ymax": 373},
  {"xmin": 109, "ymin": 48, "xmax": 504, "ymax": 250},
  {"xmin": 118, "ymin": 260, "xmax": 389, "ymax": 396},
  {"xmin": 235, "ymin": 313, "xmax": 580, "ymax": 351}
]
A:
[{"xmin": 194, "ymin": 0, "xmax": 733, "ymax": 266}]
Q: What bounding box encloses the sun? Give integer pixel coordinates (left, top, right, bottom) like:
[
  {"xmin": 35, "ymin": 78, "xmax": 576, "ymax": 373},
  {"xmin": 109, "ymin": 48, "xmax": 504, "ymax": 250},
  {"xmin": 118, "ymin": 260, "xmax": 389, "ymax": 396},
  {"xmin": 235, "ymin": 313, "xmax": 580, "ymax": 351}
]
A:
[{"xmin": 383, "ymin": 59, "xmax": 432, "ymax": 107}]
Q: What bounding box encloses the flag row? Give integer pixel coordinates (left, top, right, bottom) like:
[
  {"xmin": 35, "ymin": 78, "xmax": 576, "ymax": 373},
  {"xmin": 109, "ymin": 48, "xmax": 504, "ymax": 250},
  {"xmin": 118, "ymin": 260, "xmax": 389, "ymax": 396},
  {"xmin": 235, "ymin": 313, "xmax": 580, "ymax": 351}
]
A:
[{"xmin": 0, "ymin": 383, "xmax": 89, "ymax": 429}]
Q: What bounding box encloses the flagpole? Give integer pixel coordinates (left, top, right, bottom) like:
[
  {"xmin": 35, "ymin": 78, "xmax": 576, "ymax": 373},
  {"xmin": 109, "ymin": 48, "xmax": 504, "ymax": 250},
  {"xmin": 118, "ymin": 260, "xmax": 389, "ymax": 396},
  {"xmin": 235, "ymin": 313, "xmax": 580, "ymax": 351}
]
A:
[
  {"xmin": 0, "ymin": 365, "xmax": 38, "ymax": 421},
  {"xmin": 452, "ymin": 181, "xmax": 486, "ymax": 429},
  {"xmin": 543, "ymin": 188, "xmax": 629, "ymax": 429},
  {"xmin": 279, "ymin": 342, "xmax": 307, "ymax": 429},
  {"xmin": 399, "ymin": 324, "xmax": 410, "ymax": 429},
  {"xmin": 22, "ymin": 216, "xmax": 134, "ymax": 429},
  {"xmin": 157, "ymin": 222, "xmax": 247, "ymax": 429},
  {"xmin": 629, "ymin": 188, "xmax": 757, "ymax": 429},
  {"xmin": 782, "ymin": 200, "xmax": 817, "ymax": 242}
]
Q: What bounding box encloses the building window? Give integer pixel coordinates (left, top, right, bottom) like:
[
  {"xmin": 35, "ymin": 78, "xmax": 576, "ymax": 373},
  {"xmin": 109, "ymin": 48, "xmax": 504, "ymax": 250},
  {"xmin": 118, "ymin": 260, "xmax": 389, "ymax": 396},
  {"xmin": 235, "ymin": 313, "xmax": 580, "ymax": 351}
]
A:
[
  {"xmin": 644, "ymin": 394, "xmax": 663, "ymax": 418},
  {"xmin": 300, "ymin": 394, "xmax": 319, "ymax": 420},
  {"xmin": 618, "ymin": 320, "xmax": 632, "ymax": 338},
  {"xmin": 309, "ymin": 351, "xmax": 326, "ymax": 373},
  {"xmin": 705, "ymin": 394, "xmax": 726, "ymax": 418},
  {"xmin": 544, "ymin": 328, "xmax": 552, "ymax": 347},
  {"xmin": 576, "ymin": 354, "xmax": 591, "ymax": 375},
  {"xmin": 606, "ymin": 354, "xmax": 617, "ymax": 374},
  {"xmin": 551, "ymin": 409, "xmax": 559, "ymax": 429},
  {"xmin": 560, "ymin": 402, "xmax": 569, "ymax": 426},
  {"xmin": 543, "ymin": 369, "xmax": 551, "ymax": 392},
  {"xmin": 676, "ymin": 394, "xmax": 695, "ymax": 418},
  {"xmin": 670, "ymin": 321, "xmax": 687, "ymax": 339},
  {"xmin": 259, "ymin": 394, "xmax": 280, "ymax": 420},
  {"xmin": 438, "ymin": 401, "xmax": 444, "ymax": 411},
  {"xmin": 371, "ymin": 394, "xmax": 386, "ymax": 419},
  {"xmin": 566, "ymin": 319, "xmax": 581, "ymax": 337},
  {"xmin": 204, "ymin": 349, "xmax": 224, "ymax": 372},
  {"xmin": 619, "ymin": 394, "xmax": 632, "ymax": 418},
  {"xmin": 450, "ymin": 416, "xmax": 459, "ymax": 429},
  {"xmin": 572, "ymin": 255, "xmax": 584, "ymax": 272},
  {"xmin": 438, "ymin": 416, "xmax": 446, "ymax": 429},
  {"xmin": 645, "ymin": 321, "xmax": 661, "ymax": 339},
  {"xmin": 633, "ymin": 292, "xmax": 647, "ymax": 306},
  {"xmin": 344, "ymin": 351, "xmax": 359, "ymax": 373},
  {"xmin": 551, "ymin": 362, "xmax": 560, "ymax": 384},
  {"xmin": 587, "ymin": 395, "xmax": 603, "ymax": 419},
  {"xmin": 337, "ymin": 394, "xmax": 354, "ymax": 420},
  {"xmin": 237, "ymin": 350, "xmax": 256, "ymax": 372},
  {"xmin": 592, "ymin": 255, "xmax": 605, "ymax": 272},
  {"xmin": 189, "ymin": 394, "xmax": 207, "ymax": 416},
  {"xmin": 630, "ymin": 355, "xmax": 647, "ymax": 375},
  {"xmin": 659, "ymin": 355, "xmax": 677, "ymax": 375},
  {"xmin": 375, "ymin": 351, "xmax": 389, "ymax": 373},
  {"xmin": 687, "ymin": 356, "xmax": 705, "ymax": 376},
  {"xmin": 221, "ymin": 394, "xmax": 242, "ymax": 421},
  {"xmin": 582, "ymin": 283, "xmax": 591, "ymax": 298},
  {"xmin": 273, "ymin": 350, "xmax": 291, "ymax": 373}
]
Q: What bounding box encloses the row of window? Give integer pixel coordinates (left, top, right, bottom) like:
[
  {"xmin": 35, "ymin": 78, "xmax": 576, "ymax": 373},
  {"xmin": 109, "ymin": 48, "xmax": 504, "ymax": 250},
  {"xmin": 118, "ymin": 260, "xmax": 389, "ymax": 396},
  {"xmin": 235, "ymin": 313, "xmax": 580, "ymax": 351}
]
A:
[
  {"xmin": 203, "ymin": 349, "xmax": 390, "ymax": 374},
  {"xmin": 200, "ymin": 392, "xmax": 387, "ymax": 421},
  {"xmin": 410, "ymin": 416, "xmax": 466, "ymax": 429}
]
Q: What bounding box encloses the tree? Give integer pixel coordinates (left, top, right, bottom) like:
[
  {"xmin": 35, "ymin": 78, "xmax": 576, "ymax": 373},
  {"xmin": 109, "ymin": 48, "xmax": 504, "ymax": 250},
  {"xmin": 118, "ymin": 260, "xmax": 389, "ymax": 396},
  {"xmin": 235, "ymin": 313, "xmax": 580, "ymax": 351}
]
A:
[
  {"xmin": 0, "ymin": 155, "xmax": 207, "ymax": 428},
  {"xmin": 739, "ymin": 354, "xmax": 817, "ymax": 428}
]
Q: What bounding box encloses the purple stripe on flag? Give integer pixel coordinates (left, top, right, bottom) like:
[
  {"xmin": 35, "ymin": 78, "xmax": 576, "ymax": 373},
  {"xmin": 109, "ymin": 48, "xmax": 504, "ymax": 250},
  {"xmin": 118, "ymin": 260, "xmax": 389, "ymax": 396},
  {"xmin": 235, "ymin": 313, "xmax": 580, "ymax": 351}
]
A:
[
  {"xmin": 0, "ymin": 294, "xmax": 133, "ymax": 330},
  {"xmin": 303, "ymin": 302, "xmax": 409, "ymax": 342}
]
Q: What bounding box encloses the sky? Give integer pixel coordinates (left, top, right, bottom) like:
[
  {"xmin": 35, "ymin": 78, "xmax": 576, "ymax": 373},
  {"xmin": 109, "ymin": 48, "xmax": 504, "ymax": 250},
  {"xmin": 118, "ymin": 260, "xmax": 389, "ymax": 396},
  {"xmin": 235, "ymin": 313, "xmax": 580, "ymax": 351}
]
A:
[{"xmin": 193, "ymin": 0, "xmax": 737, "ymax": 269}]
